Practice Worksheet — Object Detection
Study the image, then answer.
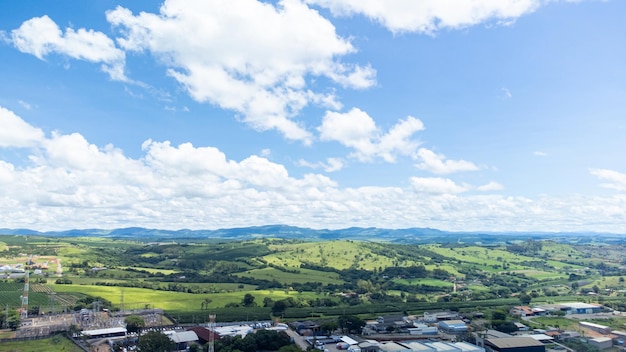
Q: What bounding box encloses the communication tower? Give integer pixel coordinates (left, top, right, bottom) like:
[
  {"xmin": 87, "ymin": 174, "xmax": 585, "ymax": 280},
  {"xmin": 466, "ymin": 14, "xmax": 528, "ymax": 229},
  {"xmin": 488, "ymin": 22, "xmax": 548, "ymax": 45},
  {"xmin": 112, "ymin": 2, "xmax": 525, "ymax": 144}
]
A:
[
  {"xmin": 20, "ymin": 271, "xmax": 29, "ymax": 319},
  {"xmin": 208, "ymin": 314, "xmax": 216, "ymax": 352}
]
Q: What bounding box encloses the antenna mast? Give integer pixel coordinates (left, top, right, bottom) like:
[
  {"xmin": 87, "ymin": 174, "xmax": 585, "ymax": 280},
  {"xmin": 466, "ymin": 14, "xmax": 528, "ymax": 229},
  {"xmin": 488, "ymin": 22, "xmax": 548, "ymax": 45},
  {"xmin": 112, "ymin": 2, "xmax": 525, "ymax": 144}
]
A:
[
  {"xmin": 208, "ymin": 314, "xmax": 216, "ymax": 352},
  {"xmin": 21, "ymin": 271, "xmax": 29, "ymax": 319}
]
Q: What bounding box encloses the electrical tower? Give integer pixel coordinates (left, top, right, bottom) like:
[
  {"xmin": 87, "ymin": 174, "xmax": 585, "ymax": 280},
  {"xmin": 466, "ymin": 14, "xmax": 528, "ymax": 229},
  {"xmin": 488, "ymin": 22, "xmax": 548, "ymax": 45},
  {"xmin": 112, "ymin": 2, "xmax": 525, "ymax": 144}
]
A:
[
  {"xmin": 20, "ymin": 271, "xmax": 29, "ymax": 319},
  {"xmin": 208, "ymin": 314, "xmax": 216, "ymax": 352}
]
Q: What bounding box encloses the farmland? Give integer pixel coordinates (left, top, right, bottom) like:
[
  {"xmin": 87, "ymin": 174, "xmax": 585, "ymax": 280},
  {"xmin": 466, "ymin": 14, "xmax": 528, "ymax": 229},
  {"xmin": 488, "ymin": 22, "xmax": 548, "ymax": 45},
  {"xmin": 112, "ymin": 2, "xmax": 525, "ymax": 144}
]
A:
[{"xmin": 0, "ymin": 233, "xmax": 625, "ymax": 324}]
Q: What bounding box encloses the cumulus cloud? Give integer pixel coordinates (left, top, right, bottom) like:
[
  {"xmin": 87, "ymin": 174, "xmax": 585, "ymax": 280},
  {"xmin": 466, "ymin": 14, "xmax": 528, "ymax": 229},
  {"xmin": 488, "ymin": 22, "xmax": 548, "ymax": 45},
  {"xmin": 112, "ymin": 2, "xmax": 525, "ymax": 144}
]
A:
[
  {"xmin": 10, "ymin": 15, "xmax": 127, "ymax": 81},
  {"xmin": 414, "ymin": 148, "xmax": 480, "ymax": 174},
  {"xmin": 318, "ymin": 108, "xmax": 423, "ymax": 162},
  {"xmin": 590, "ymin": 168, "xmax": 626, "ymax": 191},
  {"xmin": 0, "ymin": 106, "xmax": 45, "ymax": 147},
  {"xmin": 477, "ymin": 181, "xmax": 504, "ymax": 192},
  {"xmin": 306, "ymin": 0, "xmax": 547, "ymax": 34},
  {"xmin": 411, "ymin": 177, "xmax": 469, "ymax": 194},
  {"xmin": 1, "ymin": 107, "xmax": 625, "ymax": 233},
  {"xmin": 105, "ymin": 0, "xmax": 376, "ymax": 143},
  {"xmin": 534, "ymin": 151, "xmax": 548, "ymax": 157}
]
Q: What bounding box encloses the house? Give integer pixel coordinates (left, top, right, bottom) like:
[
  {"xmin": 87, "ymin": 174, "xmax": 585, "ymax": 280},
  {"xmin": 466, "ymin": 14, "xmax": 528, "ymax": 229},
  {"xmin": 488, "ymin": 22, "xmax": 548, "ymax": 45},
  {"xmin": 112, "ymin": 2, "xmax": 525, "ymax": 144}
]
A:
[
  {"xmin": 484, "ymin": 337, "xmax": 545, "ymax": 352},
  {"xmin": 558, "ymin": 331, "xmax": 580, "ymax": 340},
  {"xmin": 292, "ymin": 320, "xmax": 321, "ymax": 335},
  {"xmin": 424, "ymin": 311, "xmax": 461, "ymax": 323},
  {"xmin": 526, "ymin": 334, "xmax": 553, "ymax": 344},
  {"xmin": 531, "ymin": 308, "xmax": 547, "ymax": 316},
  {"xmin": 511, "ymin": 307, "xmax": 534, "ymax": 317},
  {"xmin": 513, "ymin": 323, "xmax": 529, "ymax": 332}
]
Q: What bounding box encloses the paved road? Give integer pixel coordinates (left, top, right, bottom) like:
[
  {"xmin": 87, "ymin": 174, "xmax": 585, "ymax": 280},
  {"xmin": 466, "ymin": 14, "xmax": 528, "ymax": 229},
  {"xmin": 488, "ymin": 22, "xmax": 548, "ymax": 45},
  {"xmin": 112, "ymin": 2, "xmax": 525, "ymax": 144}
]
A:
[{"xmin": 286, "ymin": 328, "xmax": 309, "ymax": 351}]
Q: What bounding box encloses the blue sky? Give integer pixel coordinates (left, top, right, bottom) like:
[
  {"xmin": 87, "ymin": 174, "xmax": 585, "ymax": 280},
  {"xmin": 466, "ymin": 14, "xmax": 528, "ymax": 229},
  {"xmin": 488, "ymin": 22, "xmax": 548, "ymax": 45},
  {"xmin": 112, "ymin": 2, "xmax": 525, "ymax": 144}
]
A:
[{"xmin": 0, "ymin": 0, "xmax": 624, "ymax": 232}]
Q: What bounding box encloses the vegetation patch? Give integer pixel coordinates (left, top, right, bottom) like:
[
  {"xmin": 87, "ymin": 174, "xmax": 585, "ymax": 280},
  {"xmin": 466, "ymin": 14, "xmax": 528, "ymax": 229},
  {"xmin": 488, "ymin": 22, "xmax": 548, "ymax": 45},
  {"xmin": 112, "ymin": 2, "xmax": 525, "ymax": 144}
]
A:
[{"xmin": 0, "ymin": 334, "xmax": 83, "ymax": 352}]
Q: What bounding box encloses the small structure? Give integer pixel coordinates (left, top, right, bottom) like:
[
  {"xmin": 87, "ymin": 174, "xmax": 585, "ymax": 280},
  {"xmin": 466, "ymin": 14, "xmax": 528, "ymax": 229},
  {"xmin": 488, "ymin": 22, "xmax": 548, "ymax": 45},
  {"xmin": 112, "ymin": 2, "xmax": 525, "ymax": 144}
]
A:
[
  {"xmin": 484, "ymin": 337, "xmax": 545, "ymax": 352},
  {"xmin": 82, "ymin": 327, "xmax": 127, "ymax": 339},
  {"xmin": 424, "ymin": 311, "xmax": 461, "ymax": 323},
  {"xmin": 357, "ymin": 341, "xmax": 380, "ymax": 352},
  {"xmin": 169, "ymin": 330, "xmax": 199, "ymax": 351},
  {"xmin": 579, "ymin": 321, "xmax": 611, "ymax": 335},
  {"xmin": 558, "ymin": 302, "xmax": 603, "ymax": 314},
  {"xmin": 511, "ymin": 307, "xmax": 534, "ymax": 317},
  {"xmin": 588, "ymin": 337, "xmax": 613, "ymax": 350},
  {"xmin": 438, "ymin": 320, "xmax": 468, "ymax": 334},
  {"xmin": 409, "ymin": 324, "xmax": 438, "ymax": 335},
  {"xmin": 513, "ymin": 322, "xmax": 529, "ymax": 332},
  {"xmin": 378, "ymin": 341, "xmax": 412, "ymax": 352},
  {"xmin": 187, "ymin": 326, "xmax": 213, "ymax": 345},
  {"xmin": 213, "ymin": 324, "xmax": 253, "ymax": 338},
  {"xmin": 526, "ymin": 334, "xmax": 553, "ymax": 344}
]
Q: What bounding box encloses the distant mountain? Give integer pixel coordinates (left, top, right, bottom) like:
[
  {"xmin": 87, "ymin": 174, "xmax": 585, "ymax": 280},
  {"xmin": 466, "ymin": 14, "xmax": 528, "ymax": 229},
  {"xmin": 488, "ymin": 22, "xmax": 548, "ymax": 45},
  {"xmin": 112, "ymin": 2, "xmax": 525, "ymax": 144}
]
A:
[{"xmin": 0, "ymin": 225, "xmax": 623, "ymax": 244}]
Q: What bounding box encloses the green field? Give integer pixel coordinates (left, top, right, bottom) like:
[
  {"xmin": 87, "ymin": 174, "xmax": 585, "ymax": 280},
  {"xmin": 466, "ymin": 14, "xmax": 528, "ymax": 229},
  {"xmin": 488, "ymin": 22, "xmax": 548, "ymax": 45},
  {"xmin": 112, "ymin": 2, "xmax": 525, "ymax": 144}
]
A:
[
  {"xmin": 0, "ymin": 334, "xmax": 83, "ymax": 352},
  {"xmin": 51, "ymin": 284, "xmax": 324, "ymax": 312},
  {"xmin": 0, "ymin": 234, "xmax": 624, "ymax": 324},
  {"xmin": 236, "ymin": 267, "xmax": 344, "ymax": 285},
  {"xmin": 394, "ymin": 278, "xmax": 453, "ymax": 287}
]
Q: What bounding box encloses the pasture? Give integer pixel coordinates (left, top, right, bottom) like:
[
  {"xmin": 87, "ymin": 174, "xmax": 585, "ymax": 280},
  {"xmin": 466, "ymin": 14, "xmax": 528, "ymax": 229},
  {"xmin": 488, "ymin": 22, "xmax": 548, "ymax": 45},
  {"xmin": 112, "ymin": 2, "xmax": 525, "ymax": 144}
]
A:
[
  {"xmin": 50, "ymin": 284, "xmax": 325, "ymax": 312},
  {"xmin": 236, "ymin": 267, "xmax": 344, "ymax": 285},
  {"xmin": 0, "ymin": 334, "xmax": 83, "ymax": 352}
]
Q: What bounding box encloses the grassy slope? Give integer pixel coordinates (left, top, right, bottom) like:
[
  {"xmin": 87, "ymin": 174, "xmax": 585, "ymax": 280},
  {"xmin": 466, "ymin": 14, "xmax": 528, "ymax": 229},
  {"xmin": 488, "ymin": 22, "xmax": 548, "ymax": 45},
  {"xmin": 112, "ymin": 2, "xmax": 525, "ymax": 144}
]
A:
[
  {"xmin": 236, "ymin": 267, "xmax": 344, "ymax": 285},
  {"xmin": 263, "ymin": 240, "xmax": 424, "ymax": 270},
  {"xmin": 51, "ymin": 284, "xmax": 324, "ymax": 311}
]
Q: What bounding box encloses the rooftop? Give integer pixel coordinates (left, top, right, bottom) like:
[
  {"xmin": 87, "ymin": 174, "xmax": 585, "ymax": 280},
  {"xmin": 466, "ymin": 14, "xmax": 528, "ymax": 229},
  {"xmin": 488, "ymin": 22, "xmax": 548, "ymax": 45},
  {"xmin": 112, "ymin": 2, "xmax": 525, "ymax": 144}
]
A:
[{"xmin": 486, "ymin": 337, "xmax": 544, "ymax": 349}]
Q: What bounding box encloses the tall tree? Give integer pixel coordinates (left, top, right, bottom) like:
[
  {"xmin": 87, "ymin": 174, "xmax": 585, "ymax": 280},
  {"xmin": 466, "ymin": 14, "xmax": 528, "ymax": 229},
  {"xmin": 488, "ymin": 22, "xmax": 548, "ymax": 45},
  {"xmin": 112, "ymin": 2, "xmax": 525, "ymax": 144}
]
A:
[
  {"xmin": 124, "ymin": 315, "xmax": 145, "ymax": 333},
  {"xmin": 242, "ymin": 293, "xmax": 255, "ymax": 307},
  {"xmin": 137, "ymin": 331, "xmax": 174, "ymax": 352}
]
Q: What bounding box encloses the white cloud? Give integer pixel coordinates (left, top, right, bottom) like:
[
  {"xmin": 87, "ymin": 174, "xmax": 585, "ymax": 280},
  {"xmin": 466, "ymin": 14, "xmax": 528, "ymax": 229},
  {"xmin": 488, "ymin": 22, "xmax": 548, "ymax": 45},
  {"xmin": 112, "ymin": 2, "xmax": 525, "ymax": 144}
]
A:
[
  {"xmin": 306, "ymin": 0, "xmax": 547, "ymax": 34},
  {"xmin": 318, "ymin": 108, "xmax": 423, "ymax": 162},
  {"xmin": 590, "ymin": 168, "xmax": 626, "ymax": 191},
  {"xmin": 10, "ymin": 15, "xmax": 127, "ymax": 81},
  {"xmin": 477, "ymin": 181, "xmax": 504, "ymax": 192},
  {"xmin": 298, "ymin": 157, "xmax": 344, "ymax": 172},
  {"xmin": 533, "ymin": 151, "xmax": 548, "ymax": 157},
  {"xmin": 0, "ymin": 106, "xmax": 45, "ymax": 148},
  {"xmin": 18, "ymin": 100, "xmax": 33, "ymax": 110},
  {"xmin": 105, "ymin": 0, "xmax": 376, "ymax": 143},
  {"xmin": 411, "ymin": 177, "xmax": 469, "ymax": 194},
  {"xmin": 501, "ymin": 87, "xmax": 512, "ymax": 99},
  {"xmin": 415, "ymin": 148, "xmax": 480, "ymax": 174},
  {"xmin": 1, "ymin": 108, "xmax": 625, "ymax": 233}
]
